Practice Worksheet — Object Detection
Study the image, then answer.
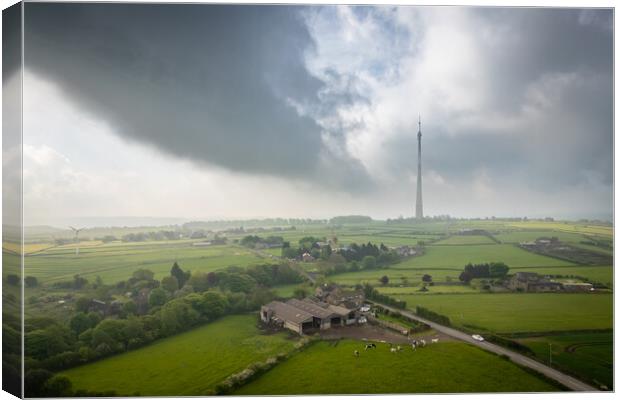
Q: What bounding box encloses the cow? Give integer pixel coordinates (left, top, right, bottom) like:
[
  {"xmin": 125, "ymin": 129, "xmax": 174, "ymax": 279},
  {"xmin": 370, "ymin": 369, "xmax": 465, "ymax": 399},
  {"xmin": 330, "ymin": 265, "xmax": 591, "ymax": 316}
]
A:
[
  {"xmin": 365, "ymin": 343, "xmax": 376, "ymax": 350},
  {"xmin": 432, "ymin": 338, "xmax": 439, "ymax": 344},
  {"xmin": 411, "ymin": 343, "xmax": 416, "ymax": 351},
  {"xmin": 420, "ymin": 339, "xmax": 426, "ymax": 347},
  {"xmin": 390, "ymin": 347, "xmax": 397, "ymax": 353},
  {"xmin": 354, "ymin": 350, "xmax": 360, "ymax": 357}
]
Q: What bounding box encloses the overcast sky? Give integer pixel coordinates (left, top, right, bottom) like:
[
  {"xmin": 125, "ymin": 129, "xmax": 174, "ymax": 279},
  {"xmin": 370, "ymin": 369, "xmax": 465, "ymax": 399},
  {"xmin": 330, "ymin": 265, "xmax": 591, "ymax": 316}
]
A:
[{"xmin": 16, "ymin": 4, "xmax": 613, "ymax": 225}]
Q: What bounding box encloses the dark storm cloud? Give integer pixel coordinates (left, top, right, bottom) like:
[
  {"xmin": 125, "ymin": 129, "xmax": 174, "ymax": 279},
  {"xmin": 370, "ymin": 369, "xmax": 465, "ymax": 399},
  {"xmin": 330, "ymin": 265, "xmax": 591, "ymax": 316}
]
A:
[
  {"xmin": 23, "ymin": 3, "xmax": 373, "ymax": 190},
  {"xmin": 380, "ymin": 8, "xmax": 612, "ymax": 197},
  {"xmin": 471, "ymin": 8, "xmax": 613, "ymax": 113}
]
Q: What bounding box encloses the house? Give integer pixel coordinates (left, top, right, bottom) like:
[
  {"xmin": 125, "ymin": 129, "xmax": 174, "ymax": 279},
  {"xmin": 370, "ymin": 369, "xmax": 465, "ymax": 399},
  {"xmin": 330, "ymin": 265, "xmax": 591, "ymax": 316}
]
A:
[
  {"xmin": 301, "ymin": 252, "xmax": 315, "ymax": 262},
  {"xmin": 315, "ymin": 284, "xmax": 365, "ymax": 309},
  {"xmin": 260, "ymin": 297, "xmax": 359, "ymax": 335},
  {"xmin": 394, "ymin": 246, "xmax": 417, "ymax": 257},
  {"xmin": 507, "ymin": 272, "xmax": 562, "ymax": 292}
]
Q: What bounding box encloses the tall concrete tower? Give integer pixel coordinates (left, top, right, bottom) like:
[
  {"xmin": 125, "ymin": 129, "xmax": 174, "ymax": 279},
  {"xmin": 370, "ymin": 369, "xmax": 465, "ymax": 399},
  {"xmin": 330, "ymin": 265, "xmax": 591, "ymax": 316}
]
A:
[{"xmin": 415, "ymin": 116, "xmax": 424, "ymax": 219}]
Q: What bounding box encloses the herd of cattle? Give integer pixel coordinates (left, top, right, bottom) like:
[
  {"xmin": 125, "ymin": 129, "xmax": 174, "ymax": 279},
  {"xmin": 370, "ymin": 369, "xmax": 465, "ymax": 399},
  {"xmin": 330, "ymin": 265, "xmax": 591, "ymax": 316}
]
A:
[{"xmin": 353, "ymin": 338, "xmax": 440, "ymax": 357}]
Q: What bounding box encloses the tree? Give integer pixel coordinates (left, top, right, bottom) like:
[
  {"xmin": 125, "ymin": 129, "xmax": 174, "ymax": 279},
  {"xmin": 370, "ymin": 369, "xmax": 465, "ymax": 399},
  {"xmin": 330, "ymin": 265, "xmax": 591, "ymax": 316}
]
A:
[
  {"xmin": 73, "ymin": 274, "xmax": 88, "ymax": 289},
  {"xmin": 379, "ymin": 275, "xmax": 389, "ymax": 285},
  {"xmin": 121, "ymin": 300, "xmax": 137, "ymax": 317},
  {"xmin": 202, "ymin": 291, "xmax": 229, "ymax": 320},
  {"xmin": 222, "ymin": 273, "xmax": 256, "ymax": 293},
  {"xmin": 459, "ymin": 270, "xmax": 474, "ymax": 283},
  {"xmin": 171, "ymin": 262, "xmax": 190, "ymax": 288},
  {"xmin": 74, "ymin": 297, "xmax": 92, "ymax": 313},
  {"xmin": 25, "ymin": 276, "xmax": 38, "ymax": 288},
  {"xmin": 161, "ymin": 276, "xmax": 179, "ymax": 292},
  {"xmin": 148, "ymin": 288, "xmax": 168, "ymax": 308},
  {"xmin": 362, "ymin": 255, "xmax": 377, "ymax": 270},
  {"xmin": 70, "ymin": 312, "xmax": 97, "ymax": 335},
  {"xmin": 320, "ymin": 245, "xmax": 332, "ymax": 260},
  {"xmin": 293, "ymin": 287, "xmax": 308, "ymax": 299},
  {"xmin": 422, "ymin": 274, "xmax": 432, "ymax": 283},
  {"xmin": 489, "ymin": 262, "xmax": 509, "ymax": 277},
  {"xmin": 25, "ymin": 369, "xmax": 53, "ymax": 397},
  {"xmin": 43, "ymin": 375, "xmax": 73, "ymax": 397},
  {"xmin": 132, "ymin": 269, "xmax": 155, "ymax": 281},
  {"xmin": 6, "ymin": 274, "xmax": 19, "ymax": 286}
]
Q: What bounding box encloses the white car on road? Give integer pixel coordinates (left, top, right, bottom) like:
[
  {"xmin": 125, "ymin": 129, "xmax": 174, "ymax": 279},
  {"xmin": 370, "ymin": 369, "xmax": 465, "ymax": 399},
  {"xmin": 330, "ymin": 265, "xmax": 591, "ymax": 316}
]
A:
[{"xmin": 472, "ymin": 334, "xmax": 485, "ymax": 342}]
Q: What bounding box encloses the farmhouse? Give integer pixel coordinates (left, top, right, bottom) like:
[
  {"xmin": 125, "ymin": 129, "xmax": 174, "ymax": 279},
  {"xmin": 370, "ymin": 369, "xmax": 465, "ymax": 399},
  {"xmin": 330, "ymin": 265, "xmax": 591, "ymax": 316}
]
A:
[
  {"xmin": 261, "ymin": 297, "xmax": 359, "ymax": 335},
  {"xmin": 315, "ymin": 284, "xmax": 365, "ymax": 309},
  {"xmin": 507, "ymin": 272, "xmax": 563, "ymax": 292}
]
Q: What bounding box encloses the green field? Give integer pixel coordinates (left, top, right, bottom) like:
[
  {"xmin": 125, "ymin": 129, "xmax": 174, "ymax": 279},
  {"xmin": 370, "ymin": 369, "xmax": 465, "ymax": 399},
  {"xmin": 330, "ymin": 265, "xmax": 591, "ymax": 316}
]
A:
[
  {"xmin": 24, "ymin": 243, "xmax": 271, "ymax": 284},
  {"xmin": 327, "ymin": 267, "xmax": 461, "ymax": 286},
  {"xmin": 512, "ymin": 266, "xmax": 613, "ymax": 287},
  {"xmin": 377, "ymin": 284, "xmax": 478, "ymax": 294},
  {"xmin": 403, "ymin": 244, "xmax": 574, "ymax": 268},
  {"xmin": 400, "ymin": 293, "xmax": 613, "ymax": 333},
  {"xmin": 434, "ymin": 235, "xmax": 497, "ymax": 245},
  {"xmin": 519, "ymin": 331, "xmax": 613, "ymax": 390},
  {"xmin": 235, "ymin": 340, "xmax": 560, "ymax": 394},
  {"xmin": 63, "ymin": 315, "xmax": 297, "ymax": 396},
  {"xmin": 493, "ymin": 231, "xmax": 591, "ymax": 244},
  {"xmin": 327, "ymin": 242, "xmax": 575, "ymax": 286}
]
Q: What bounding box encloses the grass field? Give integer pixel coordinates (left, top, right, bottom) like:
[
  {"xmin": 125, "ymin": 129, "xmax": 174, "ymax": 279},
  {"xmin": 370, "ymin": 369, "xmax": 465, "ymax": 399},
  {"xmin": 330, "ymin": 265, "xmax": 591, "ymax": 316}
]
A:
[
  {"xmin": 512, "ymin": 266, "xmax": 613, "ymax": 287},
  {"xmin": 327, "ymin": 267, "xmax": 462, "ymax": 286},
  {"xmin": 63, "ymin": 315, "xmax": 297, "ymax": 396},
  {"xmin": 234, "ymin": 340, "xmax": 560, "ymax": 394},
  {"xmin": 506, "ymin": 222, "xmax": 612, "ymax": 237},
  {"xmin": 272, "ymin": 283, "xmax": 303, "ymax": 298},
  {"xmin": 400, "ymin": 244, "xmax": 575, "ymax": 269},
  {"xmin": 376, "ymin": 284, "xmax": 478, "ymax": 294},
  {"xmin": 433, "ymin": 235, "xmax": 497, "ymax": 245},
  {"xmin": 493, "ymin": 231, "xmax": 590, "ymax": 244},
  {"xmin": 24, "ymin": 243, "xmax": 271, "ymax": 284},
  {"xmin": 399, "ymin": 293, "xmax": 613, "ymax": 333},
  {"xmin": 327, "ymin": 242, "xmax": 575, "ymax": 286},
  {"xmin": 519, "ymin": 331, "xmax": 613, "ymax": 390}
]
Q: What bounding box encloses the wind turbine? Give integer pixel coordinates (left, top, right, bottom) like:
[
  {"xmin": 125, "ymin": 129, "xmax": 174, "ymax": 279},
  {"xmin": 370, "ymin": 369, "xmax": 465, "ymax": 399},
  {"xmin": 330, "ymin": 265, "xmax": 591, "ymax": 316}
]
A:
[{"xmin": 69, "ymin": 226, "xmax": 84, "ymax": 256}]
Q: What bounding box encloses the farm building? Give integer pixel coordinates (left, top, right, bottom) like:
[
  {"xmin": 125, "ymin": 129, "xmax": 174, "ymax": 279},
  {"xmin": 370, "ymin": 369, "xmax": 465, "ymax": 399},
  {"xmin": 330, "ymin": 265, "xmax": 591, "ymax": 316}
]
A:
[
  {"xmin": 261, "ymin": 297, "xmax": 359, "ymax": 335},
  {"xmin": 562, "ymin": 282, "xmax": 594, "ymax": 292},
  {"xmin": 315, "ymin": 284, "xmax": 365, "ymax": 309},
  {"xmin": 507, "ymin": 272, "xmax": 563, "ymax": 292}
]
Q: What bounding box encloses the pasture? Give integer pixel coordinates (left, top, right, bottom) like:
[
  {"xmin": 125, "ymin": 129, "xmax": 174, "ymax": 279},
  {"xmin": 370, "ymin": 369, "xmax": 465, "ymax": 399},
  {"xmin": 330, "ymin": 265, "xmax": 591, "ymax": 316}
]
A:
[
  {"xmin": 506, "ymin": 222, "xmax": 612, "ymax": 238},
  {"xmin": 402, "ymin": 244, "xmax": 575, "ymax": 268},
  {"xmin": 492, "ymin": 231, "xmax": 590, "ymax": 244},
  {"xmin": 327, "ymin": 267, "xmax": 461, "ymax": 286},
  {"xmin": 400, "ymin": 293, "xmax": 612, "ymax": 333},
  {"xmin": 234, "ymin": 340, "xmax": 560, "ymax": 394},
  {"xmin": 512, "ymin": 266, "xmax": 613, "ymax": 287},
  {"xmin": 377, "ymin": 284, "xmax": 478, "ymax": 295},
  {"xmin": 23, "ymin": 243, "xmax": 271, "ymax": 284},
  {"xmin": 433, "ymin": 235, "xmax": 497, "ymax": 245},
  {"xmin": 63, "ymin": 315, "xmax": 296, "ymax": 396},
  {"xmin": 519, "ymin": 331, "xmax": 613, "ymax": 390}
]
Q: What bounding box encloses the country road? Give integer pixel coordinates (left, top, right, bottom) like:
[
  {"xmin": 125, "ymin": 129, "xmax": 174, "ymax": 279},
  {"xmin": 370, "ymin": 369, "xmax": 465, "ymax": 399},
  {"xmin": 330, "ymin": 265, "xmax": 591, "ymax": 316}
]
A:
[{"xmin": 370, "ymin": 301, "xmax": 598, "ymax": 392}]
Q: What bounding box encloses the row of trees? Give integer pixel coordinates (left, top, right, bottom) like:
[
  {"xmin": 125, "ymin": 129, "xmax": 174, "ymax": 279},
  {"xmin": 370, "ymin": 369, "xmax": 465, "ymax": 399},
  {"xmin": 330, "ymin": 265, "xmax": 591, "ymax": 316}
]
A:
[
  {"xmin": 240, "ymin": 235, "xmax": 284, "ymax": 249},
  {"xmin": 363, "ymin": 284, "xmax": 407, "ymax": 309},
  {"xmin": 458, "ymin": 262, "xmax": 509, "ymax": 283}
]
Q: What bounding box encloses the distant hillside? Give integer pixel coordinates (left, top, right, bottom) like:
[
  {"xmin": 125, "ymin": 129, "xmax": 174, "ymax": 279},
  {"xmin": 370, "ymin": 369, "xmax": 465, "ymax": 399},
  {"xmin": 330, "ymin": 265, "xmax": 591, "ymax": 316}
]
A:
[{"xmin": 329, "ymin": 215, "xmax": 373, "ymax": 224}]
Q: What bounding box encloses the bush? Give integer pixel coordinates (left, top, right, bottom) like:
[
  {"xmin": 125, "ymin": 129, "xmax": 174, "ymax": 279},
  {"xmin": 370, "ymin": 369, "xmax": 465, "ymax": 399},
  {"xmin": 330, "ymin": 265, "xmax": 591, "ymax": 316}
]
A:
[{"xmin": 416, "ymin": 306, "xmax": 451, "ymax": 326}]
